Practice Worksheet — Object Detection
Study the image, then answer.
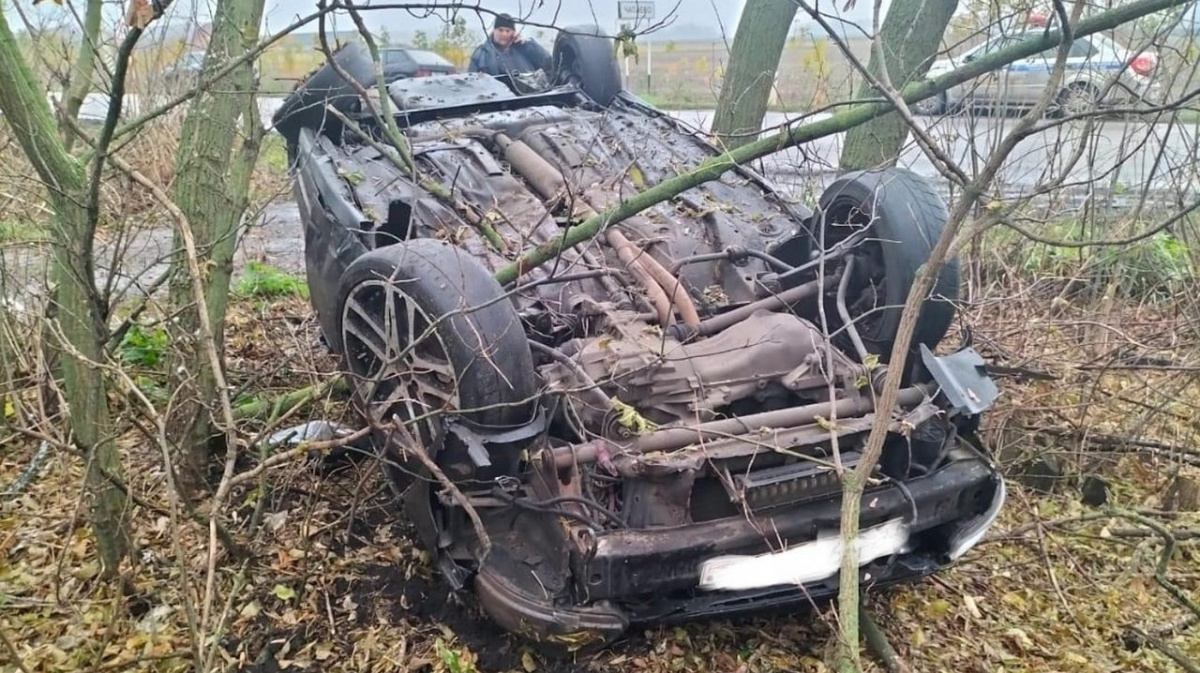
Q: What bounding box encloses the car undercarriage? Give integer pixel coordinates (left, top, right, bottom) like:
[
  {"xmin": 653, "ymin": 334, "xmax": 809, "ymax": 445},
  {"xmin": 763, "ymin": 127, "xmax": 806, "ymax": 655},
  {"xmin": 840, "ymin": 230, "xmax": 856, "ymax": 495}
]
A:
[{"xmin": 274, "ymin": 29, "xmax": 1005, "ymax": 643}]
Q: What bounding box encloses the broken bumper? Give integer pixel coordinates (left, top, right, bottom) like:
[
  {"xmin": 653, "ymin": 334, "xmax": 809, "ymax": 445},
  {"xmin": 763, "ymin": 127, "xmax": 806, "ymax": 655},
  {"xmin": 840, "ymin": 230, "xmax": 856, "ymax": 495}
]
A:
[{"xmin": 475, "ymin": 456, "xmax": 1004, "ymax": 637}]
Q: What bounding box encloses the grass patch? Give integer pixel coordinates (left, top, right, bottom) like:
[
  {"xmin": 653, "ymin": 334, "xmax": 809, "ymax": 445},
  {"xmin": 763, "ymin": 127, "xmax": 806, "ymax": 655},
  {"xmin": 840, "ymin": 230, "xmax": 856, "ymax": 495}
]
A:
[
  {"xmin": 0, "ymin": 219, "xmax": 47, "ymax": 244},
  {"xmin": 980, "ymin": 215, "xmax": 1195, "ymax": 300},
  {"xmin": 259, "ymin": 134, "xmax": 290, "ymax": 176},
  {"xmin": 117, "ymin": 323, "xmax": 169, "ymax": 368},
  {"xmin": 235, "ymin": 261, "xmax": 308, "ymax": 300}
]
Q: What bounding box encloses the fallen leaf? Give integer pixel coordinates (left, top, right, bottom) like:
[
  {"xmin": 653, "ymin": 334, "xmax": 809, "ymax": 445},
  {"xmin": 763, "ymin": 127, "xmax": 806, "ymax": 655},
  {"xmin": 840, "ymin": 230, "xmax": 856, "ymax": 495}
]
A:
[
  {"xmin": 240, "ymin": 600, "xmax": 262, "ymax": 618},
  {"xmin": 964, "ymin": 594, "xmax": 983, "ymax": 620},
  {"xmin": 272, "ymin": 584, "xmax": 296, "ymax": 601}
]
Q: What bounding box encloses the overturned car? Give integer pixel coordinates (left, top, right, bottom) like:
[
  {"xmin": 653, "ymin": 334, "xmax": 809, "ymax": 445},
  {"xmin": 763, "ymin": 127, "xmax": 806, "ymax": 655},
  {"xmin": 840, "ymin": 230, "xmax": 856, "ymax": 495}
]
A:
[{"xmin": 273, "ymin": 28, "xmax": 1005, "ymax": 642}]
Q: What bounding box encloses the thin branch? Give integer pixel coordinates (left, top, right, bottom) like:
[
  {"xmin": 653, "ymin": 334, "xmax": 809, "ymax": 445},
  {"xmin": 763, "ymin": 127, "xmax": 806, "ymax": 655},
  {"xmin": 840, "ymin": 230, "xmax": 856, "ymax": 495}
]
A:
[{"xmin": 492, "ymin": 0, "xmax": 1195, "ymax": 285}]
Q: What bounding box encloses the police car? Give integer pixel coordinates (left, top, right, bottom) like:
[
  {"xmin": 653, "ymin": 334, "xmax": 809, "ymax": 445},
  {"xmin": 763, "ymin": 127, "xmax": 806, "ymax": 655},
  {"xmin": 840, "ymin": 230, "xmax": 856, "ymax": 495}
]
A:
[{"xmin": 915, "ymin": 28, "xmax": 1160, "ymax": 116}]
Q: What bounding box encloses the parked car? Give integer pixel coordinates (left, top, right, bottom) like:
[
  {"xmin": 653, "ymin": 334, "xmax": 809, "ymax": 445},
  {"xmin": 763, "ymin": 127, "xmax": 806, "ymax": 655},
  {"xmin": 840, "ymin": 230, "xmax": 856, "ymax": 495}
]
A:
[
  {"xmin": 273, "ymin": 24, "xmax": 1005, "ymax": 644},
  {"xmin": 378, "ymin": 45, "xmax": 459, "ymax": 80},
  {"xmin": 915, "ymin": 29, "xmax": 1160, "ymax": 116}
]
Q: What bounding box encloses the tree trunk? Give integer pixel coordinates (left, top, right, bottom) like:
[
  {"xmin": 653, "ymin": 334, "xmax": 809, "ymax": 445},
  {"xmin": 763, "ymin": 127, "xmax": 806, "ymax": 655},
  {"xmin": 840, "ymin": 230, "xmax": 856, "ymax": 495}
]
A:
[
  {"xmin": 61, "ymin": 0, "xmax": 103, "ymax": 150},
  {"xmin": 711, "ymin": 0, "xmax": 799, "ymax": 149},
  {"xmin": 496, "ymin": 0, "xmax": 1196, "ymax": 285},
  {"xmin": 166, "ymin": 0, "xmax": 266, "ymax": 493},
  {"xmin": 0, "ymin": 7, "xmax": 129, "ymax": 573},
  {"xmin": 839, "ymin": 0, "xmax": 958, "ymax": 171}
]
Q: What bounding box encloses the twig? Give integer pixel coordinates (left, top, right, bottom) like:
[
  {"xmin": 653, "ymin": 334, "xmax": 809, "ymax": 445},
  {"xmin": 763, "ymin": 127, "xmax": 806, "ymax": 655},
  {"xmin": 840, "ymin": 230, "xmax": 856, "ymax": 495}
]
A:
[
  {"xmin": 105, "ymin": 2, "xmax": 349, "ymax": 146},
  {"xmin": 1105, "ymin": 507, "xmax": 1200, "ymax": 622},
  {"xmin": 860, "ymin": 606, "xmax": 908, "ymax": 673},
  {"xmin": 1033, "ymin": 507, "xmax": 1082, "ymax": 628},
  {"xmin": 1110, "ymin": 528, "xmax": 1200, "ymax": 540},
  {"xmin": 0, "ymin": 620, "xmax": 32, "ymax": 673},
  {"xmin": 0, "ymin": 440, "xmax": 52, "ymax": 497},
  {"xmin": 1125, "ymin": 628, "xmax": 1200, "ymax": 672},
  {"xmin": 388, "ymin": 416, "xmax": 492, "ymax": 560},
  {"xmin": 225, "ymin": 426, "xmax": 373, "ymax": 488}
]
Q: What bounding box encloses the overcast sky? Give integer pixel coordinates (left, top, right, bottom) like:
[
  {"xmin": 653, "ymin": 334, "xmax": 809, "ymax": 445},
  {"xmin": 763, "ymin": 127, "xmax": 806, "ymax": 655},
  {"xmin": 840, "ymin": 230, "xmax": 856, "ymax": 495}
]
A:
[
  {"xmin": 15, "ymin": 0, "xmax": 1194, "ymax": 42},
  {"xmin": 13, "ymin": 0, "xmax": 888, "ymax": 41},
  {"xmin": 254, "ymin": 0, "xmax": 888, "ymax": 38}
]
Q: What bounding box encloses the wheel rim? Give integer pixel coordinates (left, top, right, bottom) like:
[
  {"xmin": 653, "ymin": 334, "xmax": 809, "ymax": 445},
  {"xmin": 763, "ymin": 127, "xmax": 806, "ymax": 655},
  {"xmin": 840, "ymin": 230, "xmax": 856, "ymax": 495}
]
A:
[
  {"xmin": 340, "ymin": 279, "xmax": 460, "ymax": 457},
  {"xmin": 1061, "ymin": 87, "xmax": 1097, "ymax": 116}
]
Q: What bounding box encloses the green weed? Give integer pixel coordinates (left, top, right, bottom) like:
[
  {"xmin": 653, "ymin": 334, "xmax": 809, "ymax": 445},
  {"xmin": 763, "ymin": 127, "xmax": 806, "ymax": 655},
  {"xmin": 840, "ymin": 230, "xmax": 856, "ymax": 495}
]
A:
[
  {"xmin": 258, "ymin": 135, "xmax": 290, "ymax": 175},
  {"xmin": 981, "ymin": 217, "xmax": 1193, "ymax": 300},
  {"xmin": 117, "ymin": 323, "xmax": 169, "ymax": 368},
  {"xmin": 434, "ymin": 638, "xmax": 477, "ymax": 673},
  {"xmin": 0, "ymin": 219, "xmax": 46, "ymax": 244},
  {"xmin": 235, "ymin": 262, "xmax": 308, "ymax": 300}
]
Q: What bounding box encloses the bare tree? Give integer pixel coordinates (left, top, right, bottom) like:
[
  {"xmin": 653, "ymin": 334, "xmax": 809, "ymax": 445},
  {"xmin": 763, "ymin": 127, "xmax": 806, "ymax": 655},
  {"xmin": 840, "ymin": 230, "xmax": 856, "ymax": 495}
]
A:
[
  {"xmin": 60, "ymin": 0, "xmax": 103, "ymax": 149},
  {"xmin": 711, "ymin": 0, "xmax": 800, "ymax": 148},
  {"xmin": 166, "ymin": 0, "xmax": 267, "ymax": 494},
  {"xmin": 838, "ymin": 0, "xmax": 960, "ymax": 170},
  {"xmin": 0, "ymin": 4, "xmax": 129, "ymax": 574}
]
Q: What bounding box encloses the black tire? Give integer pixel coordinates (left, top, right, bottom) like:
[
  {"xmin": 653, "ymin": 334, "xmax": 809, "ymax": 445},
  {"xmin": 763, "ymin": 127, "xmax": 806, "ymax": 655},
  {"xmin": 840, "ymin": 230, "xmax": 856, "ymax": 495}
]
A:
[
  {"xmin": 815, "ymin": 168, "xmax": 958, "ymax": 360},
  {"xmin": 553, "ymin": 25, "xmax": 623, "ymax": 106},
  {"xmin": 273, "ymin": 42, "xmax": 377, "ymax": 144},
  {"xmin": 336, "ymin": 239, "xmax": 539, "ymax": 484},
  {"xmin": 1052, "ymin": 82, "xmax": 1100, "ymax": 118}
]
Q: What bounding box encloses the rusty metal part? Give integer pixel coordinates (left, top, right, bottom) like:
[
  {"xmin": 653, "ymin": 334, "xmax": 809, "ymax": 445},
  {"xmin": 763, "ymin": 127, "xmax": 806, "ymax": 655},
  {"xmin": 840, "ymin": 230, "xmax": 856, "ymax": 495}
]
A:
[
  {"xmin": 495, "ymin": 131, "xmax": 698, "ymax": 330},
  {"xmin": 836, "ymin": 255, "xmax": 872, "ymax": 361},
  {"xmin": 604, "ymin": 229, "xmax": 673, "ymax": 326},
  {"xmin": 619, "ymin": 236, "xmax": 701, "ymax": 331},
  {"xmin": 679, "ymin": 272, "xmax": 840, "ymax": 340},
  {"xmin": 562, "ymin": 312, "xmax": 856, "ymax": 426},
  {"xmin": 494, "ymin": 133, "xmax": 569, "ymax": 200},
  {"xmin": 552, "ymin": 385, "xmax": 928, "ymax": 468},
  {"xmin": 578, "ymin": 185, "xmax": 702, "ymax": 332}
]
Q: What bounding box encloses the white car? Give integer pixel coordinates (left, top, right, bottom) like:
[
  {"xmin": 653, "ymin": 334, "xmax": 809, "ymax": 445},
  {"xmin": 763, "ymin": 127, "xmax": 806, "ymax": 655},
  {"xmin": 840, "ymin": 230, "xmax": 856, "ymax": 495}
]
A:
[{"xmin": 915, "ymin": 30, "xmax": 1160, "ymax": 116}]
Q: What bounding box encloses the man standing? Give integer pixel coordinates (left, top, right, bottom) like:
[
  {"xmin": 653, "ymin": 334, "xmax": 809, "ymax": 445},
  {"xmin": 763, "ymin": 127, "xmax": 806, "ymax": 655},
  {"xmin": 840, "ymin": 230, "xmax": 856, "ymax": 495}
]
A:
[{"xmin": 469, "ymin": 13, "xmax": 552, "ymax": 77}]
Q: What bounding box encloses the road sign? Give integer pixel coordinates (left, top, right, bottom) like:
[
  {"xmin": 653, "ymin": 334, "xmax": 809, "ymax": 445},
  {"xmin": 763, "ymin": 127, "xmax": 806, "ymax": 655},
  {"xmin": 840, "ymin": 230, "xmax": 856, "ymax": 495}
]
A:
[{"xmin": 618, "ymin": 1, "xmax": 655, "ymax": 20}]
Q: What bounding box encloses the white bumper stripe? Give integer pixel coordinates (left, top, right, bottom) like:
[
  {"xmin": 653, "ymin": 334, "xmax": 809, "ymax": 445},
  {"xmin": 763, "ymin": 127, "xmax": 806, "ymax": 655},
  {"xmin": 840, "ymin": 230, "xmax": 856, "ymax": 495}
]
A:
[{"xmin": 698, "ymin": 518, "xmax": 910, "ymax": 592}]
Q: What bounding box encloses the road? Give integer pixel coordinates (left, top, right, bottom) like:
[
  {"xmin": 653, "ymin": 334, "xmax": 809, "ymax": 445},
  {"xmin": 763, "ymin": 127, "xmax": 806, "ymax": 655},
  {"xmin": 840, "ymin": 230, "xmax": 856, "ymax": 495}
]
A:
[
  {"xmin": 42, "ymin": 95, "xmax": 1194, "ymax": 295},
  {"xmin": 68, "ymin": 91, "xmax": 1198, "ymax": 206},
  {"xmin": 662, "ymin": 109, "xmax": 1200, "ymax": 210}
]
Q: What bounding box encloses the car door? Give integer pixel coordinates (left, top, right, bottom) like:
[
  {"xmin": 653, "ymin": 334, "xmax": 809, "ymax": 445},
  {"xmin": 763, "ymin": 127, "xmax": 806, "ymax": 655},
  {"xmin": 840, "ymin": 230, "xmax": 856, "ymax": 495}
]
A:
[
  {"xmin": 1010, "ymin": 36, "xmax": 1097, "ymax": 105},
  {"xmin": 965, "ymin": 36, "xmax": 1020, "ymax": 108},
  {"xmin": 382, "ymin": 49, "xmax": 415, "ymax": 81}
]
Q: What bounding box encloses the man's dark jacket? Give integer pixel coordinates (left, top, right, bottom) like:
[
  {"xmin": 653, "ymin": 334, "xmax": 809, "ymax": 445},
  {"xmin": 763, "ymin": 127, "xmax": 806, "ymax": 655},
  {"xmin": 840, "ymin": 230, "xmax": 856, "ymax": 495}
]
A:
[{"xmin": 468, "ymin": 37, "xmax": 552, "ymax": 76}]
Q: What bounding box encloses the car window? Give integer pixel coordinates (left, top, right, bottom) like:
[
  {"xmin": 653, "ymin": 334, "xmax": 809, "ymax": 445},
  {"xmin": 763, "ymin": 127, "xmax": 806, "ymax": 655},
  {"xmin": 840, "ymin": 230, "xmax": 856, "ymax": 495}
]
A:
[
  {"xmin": 404, "ymin": 49, "xmax": 454, "ymax": 68},
  {"xmin": 965, "ymin": 36, "xmax": 1018, "ymax": 61},
  {"xmin": 1070, "ymin": 38, "xmax": 1096, "ymax": 58},
  {"xmin": 382, "ymin": 50, "xmax": 411, "ymax": 68},
  {"xmin": 1037, "ymin": 37, "xmax": 1095, "ymax": 59}
]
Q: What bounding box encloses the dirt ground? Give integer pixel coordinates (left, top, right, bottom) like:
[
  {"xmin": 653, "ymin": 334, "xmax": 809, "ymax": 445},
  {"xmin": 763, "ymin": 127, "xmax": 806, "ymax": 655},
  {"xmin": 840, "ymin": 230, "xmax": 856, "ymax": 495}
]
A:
[
  {"xmin": 2, "ymin": 112, "xmax": 1199, "ymax": 673},
  {"xmin": 3, "ymin": 253, "xmax": 1200, "ymax": 672}
]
